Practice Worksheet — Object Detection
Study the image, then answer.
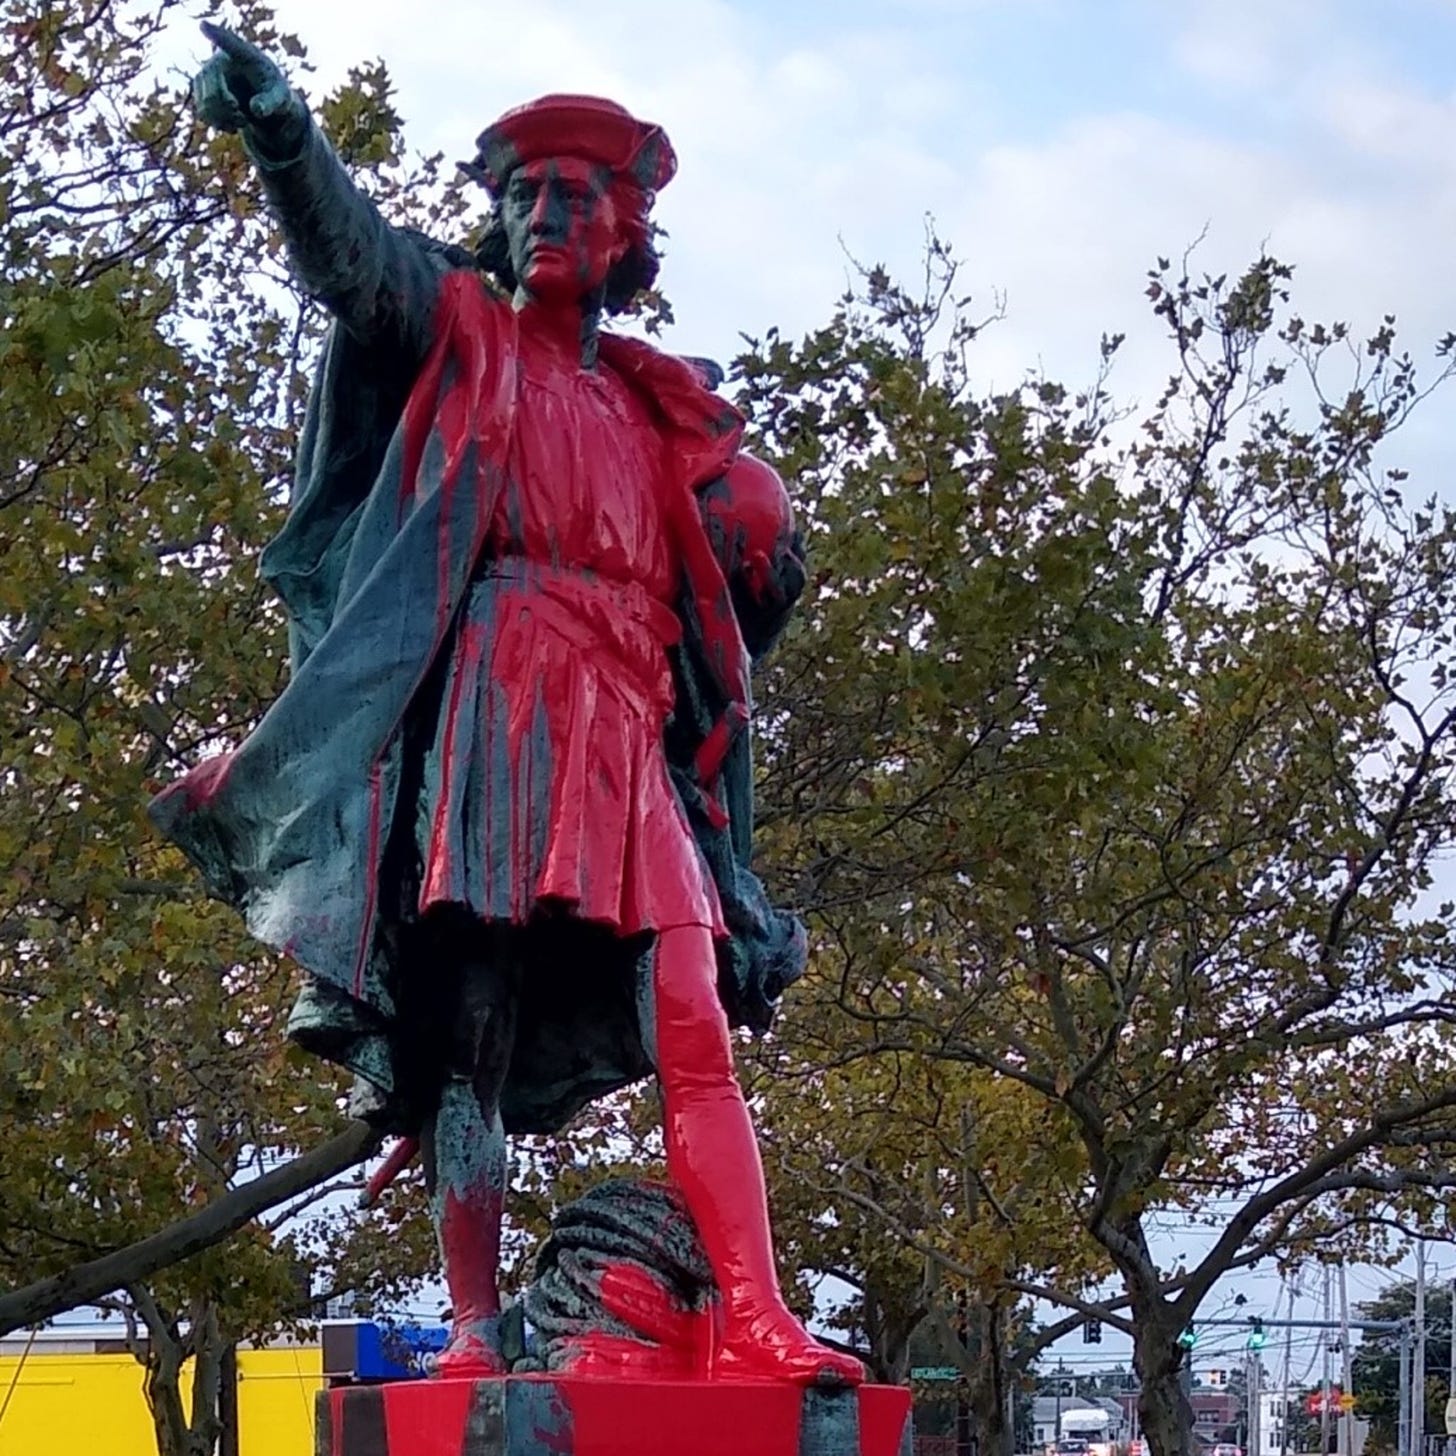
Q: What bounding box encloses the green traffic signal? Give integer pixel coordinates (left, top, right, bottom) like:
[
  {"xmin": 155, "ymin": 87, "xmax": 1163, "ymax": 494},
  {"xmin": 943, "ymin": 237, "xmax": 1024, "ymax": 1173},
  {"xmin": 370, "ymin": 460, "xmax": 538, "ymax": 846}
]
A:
[
  {"xmin": 1177, "ymin": 1327, "xmax": 1198, "ymax": 1350},
  {"xmin": 1248, "ymin": 1320, "xmax": 1267, "ymax": 1351}
]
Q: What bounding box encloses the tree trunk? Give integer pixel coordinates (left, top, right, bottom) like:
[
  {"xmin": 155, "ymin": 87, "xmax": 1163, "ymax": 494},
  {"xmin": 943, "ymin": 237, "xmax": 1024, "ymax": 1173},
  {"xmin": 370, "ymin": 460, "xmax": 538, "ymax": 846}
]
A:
[
  {"xmin": 186, "ymin": 1301, "xmax": 224, "ymax": 1456},
  {"xmin": 926, "ymin": 1294, "xmax": 1017, "ymax": 1456},
  {"xmin": 1134, "ymin": 1328, "xmax": 1194, "ymax": 1456},
  {"xmin": 965, "ymin": 1302, "xmax": 1016, "ymax": 1456},
  {"xmin": 1094, "ymin": 1208, "xmax": 1195, "ymax": 1456},
  {"xmin": 218, "ymin": 1344, "xmax": 239, "ymax": 1456},
  {"xmin": 861, "ymin": 1276, "xmax": 924, "ymax": 1386},
  {"xmin": 129, "ymin": 1287, "xmax": 230, "ymax": 1456},
  {"xmin": 142, "ymin": 1325, "xmax": 194, "ymax": 1456}
]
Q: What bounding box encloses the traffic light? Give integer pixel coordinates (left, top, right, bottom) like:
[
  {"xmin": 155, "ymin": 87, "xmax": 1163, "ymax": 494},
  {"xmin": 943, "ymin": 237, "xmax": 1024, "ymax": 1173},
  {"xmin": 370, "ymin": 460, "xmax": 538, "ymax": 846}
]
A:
[
  {"xmin": 1248, "ymin": 1319, "xmax": 1267, "ymax": 1351},
  {"xmin": 1084, "ymin": 1320, "xmax": 1103, "ymax": 1345},
  {"xmin": 1178, "ymin": 1327, "xmax": 1198, "ymax": 1350}
]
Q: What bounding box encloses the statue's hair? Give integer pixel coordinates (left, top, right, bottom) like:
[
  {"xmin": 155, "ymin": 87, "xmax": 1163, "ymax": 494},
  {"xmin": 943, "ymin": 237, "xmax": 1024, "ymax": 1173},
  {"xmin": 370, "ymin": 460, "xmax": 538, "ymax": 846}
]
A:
[{"xmin": 474, "ymin": 180, "xmax": 661, "ymax": 316}]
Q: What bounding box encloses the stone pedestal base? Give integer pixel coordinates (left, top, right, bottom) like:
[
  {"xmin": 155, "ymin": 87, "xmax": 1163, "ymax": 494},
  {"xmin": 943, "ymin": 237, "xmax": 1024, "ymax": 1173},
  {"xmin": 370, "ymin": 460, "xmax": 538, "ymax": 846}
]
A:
[{"xmin": 317, "ymin": 1375, "xmax": 912, "ymax": 1456}]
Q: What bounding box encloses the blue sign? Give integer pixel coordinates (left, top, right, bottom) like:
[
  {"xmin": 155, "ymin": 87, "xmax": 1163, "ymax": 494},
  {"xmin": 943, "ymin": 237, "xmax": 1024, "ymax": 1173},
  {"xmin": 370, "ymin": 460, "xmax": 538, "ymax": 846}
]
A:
[{"xmin": 341, "ymin": 1321, "xmax": 450, "ymax": 1380}]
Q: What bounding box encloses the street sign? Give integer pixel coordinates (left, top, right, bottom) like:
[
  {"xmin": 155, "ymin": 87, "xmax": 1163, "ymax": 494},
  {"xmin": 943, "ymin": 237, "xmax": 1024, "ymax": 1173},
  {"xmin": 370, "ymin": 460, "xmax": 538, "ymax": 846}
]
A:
[
  {"xmin": 1338, "ymin": 1394, "xmax": 1357, "ymax": 1414},
  {"xmin": 911, "ymin": 1366, "xmax": 960, "ymax": 1381},
  {"xmin": 1443, "ymin": 1396, "xmax": 1456, "ymax": 1435}
]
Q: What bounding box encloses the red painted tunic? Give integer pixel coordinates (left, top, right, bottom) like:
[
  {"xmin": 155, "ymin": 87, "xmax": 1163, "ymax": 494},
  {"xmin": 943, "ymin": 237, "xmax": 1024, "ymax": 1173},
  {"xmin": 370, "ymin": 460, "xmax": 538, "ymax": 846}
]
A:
[{"xmin": 416, "ymin": 328, "xmax": 723, "ymax": 935}]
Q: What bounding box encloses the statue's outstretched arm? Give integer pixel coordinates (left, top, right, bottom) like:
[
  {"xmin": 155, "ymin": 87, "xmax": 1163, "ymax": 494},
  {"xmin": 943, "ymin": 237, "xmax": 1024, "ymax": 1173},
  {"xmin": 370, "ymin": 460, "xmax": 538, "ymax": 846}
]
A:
[{"xmin": 193, "ymin": 22, "xmax": 441, "ymax": 357}]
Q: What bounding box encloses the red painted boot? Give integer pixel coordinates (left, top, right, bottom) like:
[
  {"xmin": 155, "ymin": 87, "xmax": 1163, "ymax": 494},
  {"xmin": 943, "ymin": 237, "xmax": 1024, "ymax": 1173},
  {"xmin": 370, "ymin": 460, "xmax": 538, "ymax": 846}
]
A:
[
  {"xmin": 711, "ymin": 1292, "xmax": 865, "ymax": 1386},
  {"xmin": 652, "ymin": 927, "xmax": 866, "ymax": 1388},
  {"xmin": 435, "ymin": 1314, "xmax": 507, "ymax": 1378}
]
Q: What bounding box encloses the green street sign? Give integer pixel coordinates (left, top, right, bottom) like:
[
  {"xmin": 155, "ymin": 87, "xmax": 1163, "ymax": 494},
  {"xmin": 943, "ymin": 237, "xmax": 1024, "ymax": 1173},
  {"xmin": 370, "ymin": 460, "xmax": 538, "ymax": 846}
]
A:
[{"xmin": 912, "ymin": 1366, "xmax": 961, "ymax": 1381}]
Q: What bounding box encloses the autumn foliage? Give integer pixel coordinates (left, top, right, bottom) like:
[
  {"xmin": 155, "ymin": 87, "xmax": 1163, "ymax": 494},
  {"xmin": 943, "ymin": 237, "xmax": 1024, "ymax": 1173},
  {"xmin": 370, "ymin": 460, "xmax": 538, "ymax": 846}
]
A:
[{"xmin": 6, "ymin": 9, "xmax": 1456, "ymax": 1456}]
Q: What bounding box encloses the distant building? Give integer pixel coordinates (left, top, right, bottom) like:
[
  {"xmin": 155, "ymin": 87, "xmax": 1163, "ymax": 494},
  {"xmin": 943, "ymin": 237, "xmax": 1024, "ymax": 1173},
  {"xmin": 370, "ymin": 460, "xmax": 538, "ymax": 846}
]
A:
[
  {"xmin": 1191, "ymin": 1389, "xmax": 1242, "ymax": 1445},
  {"xmin": 0, "ymin": 1324, "xmax": 320, "ymax": 1454}
]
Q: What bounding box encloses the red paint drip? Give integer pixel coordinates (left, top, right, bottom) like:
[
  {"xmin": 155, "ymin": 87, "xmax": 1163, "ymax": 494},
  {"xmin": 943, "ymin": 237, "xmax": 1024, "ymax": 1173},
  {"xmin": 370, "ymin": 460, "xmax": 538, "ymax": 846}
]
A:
[
  {"xmin": 351, "ymin": 762, "xmax": 384, "ymax": 997},
  {"xmin": 553, "ymin": 1331, "xmax": 695, "ymax": 1380},
  {"xmin": 397, "ymin": 270, "xmax": 518, "ymax": 649},
  {"xmin": 361, "ymin": 1135, "xmax": 419, "ymax": 1207},
  {"xmin": 595, "ymin": 1260, "xmax": 701, "ymax": 1350},
  {"xmin": 158, "ymin": 750, "xmax": 235, "ymax": 814},
  {"xmin": 439, "ymin": 1181, "xmax": 505, "ymax": 1322},
  {"xmin": 597, "ymin": 334, "xmax": 751, "ymax": 811},
  {"xmin": 419, "ymin": 619, "xmax": 483, "ymax": 908},
  {"xmin": 514, "ymin": 664, "xmax": 535, "ymax": 917}
]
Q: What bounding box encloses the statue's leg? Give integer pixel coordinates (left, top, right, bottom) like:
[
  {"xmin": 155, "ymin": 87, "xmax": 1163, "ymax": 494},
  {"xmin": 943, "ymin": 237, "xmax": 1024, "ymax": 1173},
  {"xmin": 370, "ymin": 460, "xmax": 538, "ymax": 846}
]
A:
[
  {"xmin": 422, "ymin": 921, "xmax": 520, "ymax": 1378},
  {"xmin": 650, "ymin": 923, "xmax": 864, "ymax": 1385}
]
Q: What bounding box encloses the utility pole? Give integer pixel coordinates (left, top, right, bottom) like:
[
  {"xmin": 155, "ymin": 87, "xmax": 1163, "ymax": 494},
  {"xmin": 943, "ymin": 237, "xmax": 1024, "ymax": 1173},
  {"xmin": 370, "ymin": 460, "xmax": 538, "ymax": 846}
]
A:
[
  {"xmin": 1250, "ymin": 1349, "xmax": 1263, "ymax": 1456},
  {"xmin": 1401, "ymin": 1322, "xmax": 1413, "ymax": 1456},
  {"xmin": 1282, "ymin": 1298, "xmax": 1295, "ymax": 1456},
  {"xmin": 1417, "ymin": 1244, "xmax": 1428, "ymax": 1456},
  {"xmin": 1055, "ymin": 1363, "xmax": 1068, "ymax": 1452},
  {"xmin": 1322, "ymin": 1268, "xmax": 1334, "ymax": 1456},
  {"xmin": 1339, "ymin": 1266, "xmax": 1354, "ymax": 1456},
  {"xmin": 1447, "ymin": 1275, "xmax": 1456, "ymax": 1456}
]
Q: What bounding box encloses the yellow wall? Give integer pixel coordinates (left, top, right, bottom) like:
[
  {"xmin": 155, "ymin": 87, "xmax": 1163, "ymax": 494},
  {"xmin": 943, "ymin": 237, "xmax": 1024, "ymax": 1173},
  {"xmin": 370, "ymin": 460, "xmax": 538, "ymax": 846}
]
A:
[{"xmin": 0, "ymin": 1345, "xmax": 322, "ymax": 1456}]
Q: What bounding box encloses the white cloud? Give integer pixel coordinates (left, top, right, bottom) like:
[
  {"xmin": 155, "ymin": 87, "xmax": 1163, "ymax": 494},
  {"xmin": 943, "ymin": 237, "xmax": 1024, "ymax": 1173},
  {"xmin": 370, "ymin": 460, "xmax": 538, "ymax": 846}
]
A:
[
  {"xmin": 180, "ymin": 0, "xmax": 1456, "ymax": 481},
  {"xmin": 1171, "ymin": 0, "xmax": 1312, "ymax": 91}
]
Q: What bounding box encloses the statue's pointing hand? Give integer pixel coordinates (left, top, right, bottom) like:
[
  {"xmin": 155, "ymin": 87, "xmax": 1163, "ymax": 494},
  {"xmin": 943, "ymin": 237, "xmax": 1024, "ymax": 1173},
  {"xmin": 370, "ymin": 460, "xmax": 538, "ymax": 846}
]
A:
[{"xmin": 192, "ymin": 21, "xmax": 301, "ymax": 140}]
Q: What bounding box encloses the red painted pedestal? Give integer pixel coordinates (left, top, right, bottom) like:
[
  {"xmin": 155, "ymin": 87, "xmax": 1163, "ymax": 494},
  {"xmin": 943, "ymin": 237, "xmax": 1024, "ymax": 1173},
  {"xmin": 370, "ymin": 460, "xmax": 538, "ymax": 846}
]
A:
[{"xmin": 318, "ymin": 1375, "xmax": 912, "ymax": 1456}]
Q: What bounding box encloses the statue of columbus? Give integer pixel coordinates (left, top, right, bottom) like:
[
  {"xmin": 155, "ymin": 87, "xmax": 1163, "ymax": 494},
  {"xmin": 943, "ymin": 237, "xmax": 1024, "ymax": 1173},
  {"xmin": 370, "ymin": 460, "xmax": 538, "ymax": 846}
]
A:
[{"xmin": 153, "ymin": 21, "xmax": 864, "ymax": 1387}]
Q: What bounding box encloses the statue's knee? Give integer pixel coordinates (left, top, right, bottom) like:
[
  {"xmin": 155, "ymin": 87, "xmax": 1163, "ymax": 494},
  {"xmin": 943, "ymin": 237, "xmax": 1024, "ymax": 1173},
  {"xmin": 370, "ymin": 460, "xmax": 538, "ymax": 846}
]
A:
[
  {"xmin": 652, "ymin": 986, "xmax": 736, "ymax": 1087},
  {"xmin": 645, "ymin": 925, "xmax": 735, "ymax": 1085}
]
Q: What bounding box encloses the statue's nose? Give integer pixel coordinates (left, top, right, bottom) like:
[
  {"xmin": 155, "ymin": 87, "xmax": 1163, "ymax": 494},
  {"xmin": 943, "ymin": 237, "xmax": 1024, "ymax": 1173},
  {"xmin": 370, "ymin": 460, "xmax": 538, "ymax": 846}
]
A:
[{"xmin": 530, "ymin": 186, "xmax": 568, "ymax": 238}]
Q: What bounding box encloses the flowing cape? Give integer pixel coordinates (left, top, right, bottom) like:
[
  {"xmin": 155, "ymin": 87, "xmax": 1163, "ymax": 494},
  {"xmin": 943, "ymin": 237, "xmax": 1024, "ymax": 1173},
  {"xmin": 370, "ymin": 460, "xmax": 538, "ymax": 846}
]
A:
[{"xmin": 150, "ymin": 268, "xmax": 806, "ymax": 1134}]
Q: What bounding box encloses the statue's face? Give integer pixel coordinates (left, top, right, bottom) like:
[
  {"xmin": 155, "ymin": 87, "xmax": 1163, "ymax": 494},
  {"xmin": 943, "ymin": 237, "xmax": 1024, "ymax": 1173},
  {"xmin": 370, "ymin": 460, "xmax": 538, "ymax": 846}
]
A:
[{"xmin": 501, "ymin": 156, "xmax": 625, "ymax": 305}]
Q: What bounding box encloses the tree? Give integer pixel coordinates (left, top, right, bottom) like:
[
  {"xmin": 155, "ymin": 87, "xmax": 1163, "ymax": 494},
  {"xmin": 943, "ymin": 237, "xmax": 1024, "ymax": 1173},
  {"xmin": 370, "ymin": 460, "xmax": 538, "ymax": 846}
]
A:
[
  {"xmin": 746, "ymin": 998, "xmax": 1108, "ymax": 1454},
  {"xmin": 736, "ymin": 235, "xmax": 1456, "ymax": 1456},
  {"xmin": 0, "ymin": 4, "xmax": 456, "ymax": 1449},
  {"xmin": 13, "ymin": 13, "xmax": 1456, "ymax": 1456},
  {"xmin": 1353, "ymin": 1280, "xmax": 1450, "ymax": 1452}
]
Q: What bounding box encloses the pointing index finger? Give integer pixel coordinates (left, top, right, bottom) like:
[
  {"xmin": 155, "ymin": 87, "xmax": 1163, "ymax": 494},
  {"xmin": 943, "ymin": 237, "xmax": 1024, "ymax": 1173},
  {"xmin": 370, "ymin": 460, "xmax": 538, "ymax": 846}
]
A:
[{"xmin": 199, "ymin": 20, "xmax": 270, "ymax": 75}]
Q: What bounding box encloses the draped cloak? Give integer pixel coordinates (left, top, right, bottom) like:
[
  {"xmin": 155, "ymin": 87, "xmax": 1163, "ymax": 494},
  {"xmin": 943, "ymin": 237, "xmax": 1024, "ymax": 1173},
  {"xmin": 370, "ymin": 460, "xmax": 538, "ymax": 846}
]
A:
[{"xmin": 148, "ymin": 122, "xmax": 806, "ymax": 1134}]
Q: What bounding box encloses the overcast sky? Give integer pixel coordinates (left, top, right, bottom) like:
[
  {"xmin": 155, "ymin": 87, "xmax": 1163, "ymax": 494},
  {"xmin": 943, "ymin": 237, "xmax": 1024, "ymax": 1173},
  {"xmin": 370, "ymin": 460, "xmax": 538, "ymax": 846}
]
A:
[
  {"xmin": 174, "ymin": 0, "xmax": 1456, "ymax": 1357},
  {"xmin": 197, "ymin": 0, "xmax": 1456, "ymax": 450}
]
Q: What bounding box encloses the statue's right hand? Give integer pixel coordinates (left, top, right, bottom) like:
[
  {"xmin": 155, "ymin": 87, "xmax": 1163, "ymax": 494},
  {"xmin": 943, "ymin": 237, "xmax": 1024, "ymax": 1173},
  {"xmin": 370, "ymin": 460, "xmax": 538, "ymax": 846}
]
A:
[{"xmin": 192, "ymin": 20, "xmax": 299, "ymax": 136}]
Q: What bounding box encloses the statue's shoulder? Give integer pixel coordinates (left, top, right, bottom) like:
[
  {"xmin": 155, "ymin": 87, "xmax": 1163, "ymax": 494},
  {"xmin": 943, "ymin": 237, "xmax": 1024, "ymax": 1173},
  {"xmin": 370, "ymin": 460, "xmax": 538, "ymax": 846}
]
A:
[
  {"xmin": 409, "ymin": 249, "xmax": 518, "ymax": 358},
  {"xmin": 397, "ymin": 231, "xmax": 514, "ymax": 315},
  {"xmin": 399, "ymin": 228, "xmax": 476, "ymax": 272},
  {"xmin": 598, "ymin": 336, "xmax": 740, "ymax": 445}
]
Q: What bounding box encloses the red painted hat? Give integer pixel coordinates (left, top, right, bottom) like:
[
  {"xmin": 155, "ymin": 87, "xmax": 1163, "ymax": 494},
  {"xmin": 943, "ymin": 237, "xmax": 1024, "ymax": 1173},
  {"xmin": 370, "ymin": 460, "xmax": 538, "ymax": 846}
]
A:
[{"xmin": 465, "ymin": 94, "xmax": 677, "ymax": 198}]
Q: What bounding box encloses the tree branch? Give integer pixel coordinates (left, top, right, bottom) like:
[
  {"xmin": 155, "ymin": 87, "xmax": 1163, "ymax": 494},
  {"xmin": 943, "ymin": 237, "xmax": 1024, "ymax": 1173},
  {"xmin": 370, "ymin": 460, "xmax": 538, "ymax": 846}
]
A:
[{"xmin": 0, "ymin": 1121, "xmax": 380, "ymax": 1337}]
